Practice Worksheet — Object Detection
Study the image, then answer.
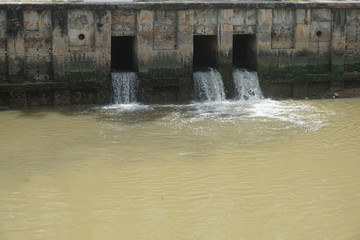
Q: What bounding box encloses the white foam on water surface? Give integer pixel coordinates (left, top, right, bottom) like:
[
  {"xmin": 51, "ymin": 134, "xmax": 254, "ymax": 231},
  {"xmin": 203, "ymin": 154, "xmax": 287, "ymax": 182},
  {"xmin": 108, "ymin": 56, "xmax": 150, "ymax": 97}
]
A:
[{"xmin": 103, "ymin": 103, "xmax": 150, "ymax": 112}]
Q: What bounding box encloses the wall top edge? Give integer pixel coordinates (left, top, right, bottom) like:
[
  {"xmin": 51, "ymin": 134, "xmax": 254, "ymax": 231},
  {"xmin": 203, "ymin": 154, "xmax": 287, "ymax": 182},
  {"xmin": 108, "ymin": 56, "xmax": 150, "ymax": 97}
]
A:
[{"xmin": 1, "ymin": 1, "xmax": 360, "ymax": 10}]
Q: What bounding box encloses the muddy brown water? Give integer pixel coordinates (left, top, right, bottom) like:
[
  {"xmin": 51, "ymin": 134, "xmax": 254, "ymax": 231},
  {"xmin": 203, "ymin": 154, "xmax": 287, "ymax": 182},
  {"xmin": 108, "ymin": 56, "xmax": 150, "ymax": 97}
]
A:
[{"xmin": 1, "ymin": 98, "xmax": 360, "ymax": 240}]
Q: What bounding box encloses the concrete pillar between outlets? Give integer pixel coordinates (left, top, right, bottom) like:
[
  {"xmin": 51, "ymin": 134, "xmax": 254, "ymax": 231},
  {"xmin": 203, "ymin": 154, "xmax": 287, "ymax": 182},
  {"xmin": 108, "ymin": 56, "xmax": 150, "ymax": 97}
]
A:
[
  {"xmin": 217, "ymin": 9, "xmax": 233, "ymax": 99},
  {"xmin": 217, "ymin": 23, "xmax": 233, "ymax": 99}
]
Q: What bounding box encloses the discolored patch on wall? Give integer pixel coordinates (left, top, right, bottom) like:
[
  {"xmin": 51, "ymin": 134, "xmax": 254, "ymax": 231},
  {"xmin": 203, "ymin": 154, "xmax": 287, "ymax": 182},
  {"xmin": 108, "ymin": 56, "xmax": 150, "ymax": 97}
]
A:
[
  {"xmin": 24, "ymin": 10, "xmax": 52, "ymax": 82},
  {"xmin": 67, "ymin": 10, "xmax": 97, "ymax": 77},
  {"xmin": 233, "ymin": 9, "xmax": 257, "ymax": 35},
  {"xmin": 308, "ymin": 9, "xmax": 332, "ymax": 73},
  {"xmin": 68, "ymin": 10, "xmax": 95, "ymax": 49},
  {"xmin": 0, "ymin": 10, "xmax": 7, "ymax": 82},
  {"xmin": 111, "ymin": 10, "xmax": 136, "ymax": 36},
  {"xmin": 194, "ymin": 9, "xmax": 218, "ymax": 35},
  {"xmin": 345, "ymin": 9, "xmax": 360, "ymax": 72},
  {"xmin": 153, "ymin": 11, "xmax": 178, "ymax": 50},
  {"xmin": 271, "ymin": 9, "xmax": 295, "ymax": 49}
]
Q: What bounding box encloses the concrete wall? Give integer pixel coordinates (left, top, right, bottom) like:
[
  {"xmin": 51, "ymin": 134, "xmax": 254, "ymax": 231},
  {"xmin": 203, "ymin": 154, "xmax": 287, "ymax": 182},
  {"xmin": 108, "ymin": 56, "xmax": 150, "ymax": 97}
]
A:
[{"xmin": 0, "ymin": 2, "xmax": 360, "ymax": 107}]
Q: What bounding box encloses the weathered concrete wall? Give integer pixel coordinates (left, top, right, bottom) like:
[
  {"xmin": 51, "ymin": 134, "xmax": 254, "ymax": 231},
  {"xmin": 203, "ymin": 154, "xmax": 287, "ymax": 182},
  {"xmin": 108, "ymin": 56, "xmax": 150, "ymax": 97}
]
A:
[{"xmin": 0, "ymin": 1, "xmax": 360, "ymax": 107}]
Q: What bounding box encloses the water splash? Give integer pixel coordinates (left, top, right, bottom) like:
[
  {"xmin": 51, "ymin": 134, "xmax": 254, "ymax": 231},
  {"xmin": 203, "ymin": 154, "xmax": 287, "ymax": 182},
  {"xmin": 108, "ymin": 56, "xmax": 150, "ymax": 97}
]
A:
[
  {"xmin": 159, "ymin": 99, "xmax": 333, "ymax": 135},
  {"xmin": 111, "ymin": 72, "xmax": 138, "ymax": 104},
  {"xmin": 106, "ymin": 69, "xmax": 330, "ymax": 133},
  {"xmin": 232, "ymin": 67, "xmax": 263, "ymax": 101},
  {"xmin": 193, "ymin": 68, "xmax": 226, "ymax": 102}
]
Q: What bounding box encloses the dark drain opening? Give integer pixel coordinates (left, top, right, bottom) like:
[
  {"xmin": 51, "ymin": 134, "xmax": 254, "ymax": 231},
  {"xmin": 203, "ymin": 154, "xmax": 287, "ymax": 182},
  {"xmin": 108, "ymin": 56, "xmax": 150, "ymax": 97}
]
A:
[
  {"xmin": 193, "ymin": 35, "xmax": 217, "ymax": 69},
  {"xmin": 111, "ymin": 36, "xmax": 136, "ymax": 71},
  {"xmin": 233, "ymin": 34, "xmax": 256, "ymax": 70}
]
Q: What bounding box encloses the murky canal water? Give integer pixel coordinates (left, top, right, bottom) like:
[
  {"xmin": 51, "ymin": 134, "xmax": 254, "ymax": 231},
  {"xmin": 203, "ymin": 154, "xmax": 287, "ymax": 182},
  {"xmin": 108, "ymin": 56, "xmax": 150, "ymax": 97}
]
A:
[{"xmin": 1, "ymin": 98, "xmax": 360, "ymax": 240}]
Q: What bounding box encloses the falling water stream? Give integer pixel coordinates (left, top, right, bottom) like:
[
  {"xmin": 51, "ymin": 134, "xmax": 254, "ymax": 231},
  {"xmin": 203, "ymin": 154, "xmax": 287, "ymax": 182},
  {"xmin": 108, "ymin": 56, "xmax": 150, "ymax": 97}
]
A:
[
  {"xmin": 111, "ymin": 71, "xmax": 138, "ymax": 104},
  {"xmin": 232, "ymin": 67, "xmax": 263, "ymax": 101},
  {"xmin": 1, "ymin": 69, "xmax": 360, "ymax": 239},
  {"xmin": 193, "ymin": 68, "xmax": 226, "ymax": 102},
  {"xmin": 193, "ymin": 67, "xmax": 263, "ymax": 102}
]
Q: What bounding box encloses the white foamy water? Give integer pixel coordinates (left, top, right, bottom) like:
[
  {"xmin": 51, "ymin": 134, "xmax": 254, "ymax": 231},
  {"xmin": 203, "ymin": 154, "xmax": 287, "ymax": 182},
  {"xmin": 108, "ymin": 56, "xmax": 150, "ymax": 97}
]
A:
[
  {"xmin": 190, "ymin": 67, "xmax": 324, "ymax": 130},
  {"xmin": 232, "ymin": 67, "xmax": 263, "ymax": 101},
  {"xmin": 166, "ymin": 99, "xmax": 333, "ymax": 134},
  {"xmin": 102, "ymin": 103, "xmax": 149, "ymax": 112},
  {"xmin": 193, "ymin": 68, "xmax": 226, "ymax": 102},
  {"xmin": 111, "ymin": 72, "xmax": 138, "ymax": 104}
]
